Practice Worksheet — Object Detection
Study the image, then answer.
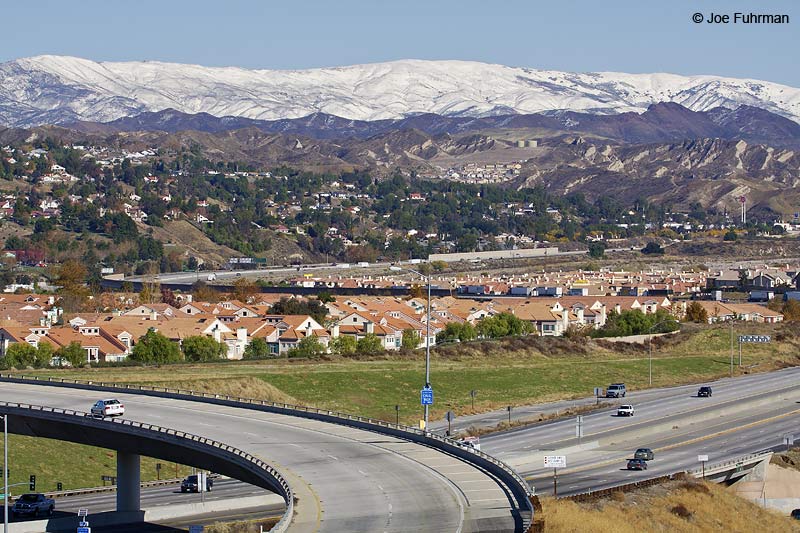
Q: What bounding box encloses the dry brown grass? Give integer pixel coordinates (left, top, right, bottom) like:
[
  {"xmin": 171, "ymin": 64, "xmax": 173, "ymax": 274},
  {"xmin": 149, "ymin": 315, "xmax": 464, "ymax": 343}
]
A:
[
  {"xmin": 541, "ymin": 478, "xmax": 800, "ymax": 532},
  {"xmin": 204, "ymin": 517, "xmax": 279, "ymax": 533},
  {"xmin": 141, "ymin": 376, "xmax": 298, "ymax": 404},
  {"xmin": 462, "ymin": 401, "xmax": 615, "ymax": 437},
  {"xmin": 771, "ymin": 447, "xmax": 800, "ymax": 473}
]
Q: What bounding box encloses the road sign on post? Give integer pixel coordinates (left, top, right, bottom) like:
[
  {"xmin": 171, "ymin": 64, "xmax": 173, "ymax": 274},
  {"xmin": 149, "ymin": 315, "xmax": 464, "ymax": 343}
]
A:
[
  {"xmin": 576, "ymin": 415, "xmax": 584, "ymax": 441},
  {"xmin": 445, "ymin": 411, "xmax": 455, "ymax": 436},
  {"xmin": 784, "ymin": 433, "xmax": 794, "ymax": 450},
  {"xmin": 420, "ymin": 386, "xmax": 433, "ymax": 406},
  {"xmin": 29, "ymin": 474, "xmax": 35, "ymax": 491},
  {"xmin": 698, "ymin": 455, "xmax": 709, "ymax": 479},
  {"xmin": 593, "ymin": 387, "xmax": 602, "ymax": 405},
  {"xmin": 544, "ymin": 456, "xmax": 567, "ymax": 497}
]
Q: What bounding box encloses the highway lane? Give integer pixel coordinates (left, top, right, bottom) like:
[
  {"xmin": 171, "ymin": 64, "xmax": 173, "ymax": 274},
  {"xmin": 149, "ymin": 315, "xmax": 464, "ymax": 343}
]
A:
[
  {"xmin": 0, "ymin": 383, "xmax": 520, "ymax": 532},
  {"xmin": 436, "ymin": 366, "xmax": 800, "ymax": 436},
  {"xmin": 49, "ymin": 478, "xmax": 278, "ymax": 515},
  {"xmin": 482, "ymin": 366, "xmax": 800, "ymax": 461},
  {"xmin": 476, "ymin": 367, "xmax": 800, "ymax": 496},
  {"xmin": 526, "ymin": 404, "xmax": 800, "ymax": 496}
]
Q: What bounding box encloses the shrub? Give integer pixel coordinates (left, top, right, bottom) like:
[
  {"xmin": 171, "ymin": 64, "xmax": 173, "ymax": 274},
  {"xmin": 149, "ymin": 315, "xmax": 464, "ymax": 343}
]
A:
[
  {"xmin": 243, "ymin": 338, "xmax": 272, "ymax": 359},
  {"xmin": 182, "ymin": 335, "xmax": 227, "ymax": 362},
  {"xmin": 356, "ymin": 333, "xmax": 383, "ymax": 354},
  {"xmin": 130, "ymin": 330, "xmax": 183, "ymax": 363},
  {"xmin": 55, "ymin": 341, "xmax": 86, "ymax": 368}
]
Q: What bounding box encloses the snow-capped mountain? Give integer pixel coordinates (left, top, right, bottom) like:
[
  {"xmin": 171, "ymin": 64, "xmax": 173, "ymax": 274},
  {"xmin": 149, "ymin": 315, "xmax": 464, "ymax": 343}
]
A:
[{"xmin": 1, "ymin": 55, "xmax": 799, "ymax": 127}]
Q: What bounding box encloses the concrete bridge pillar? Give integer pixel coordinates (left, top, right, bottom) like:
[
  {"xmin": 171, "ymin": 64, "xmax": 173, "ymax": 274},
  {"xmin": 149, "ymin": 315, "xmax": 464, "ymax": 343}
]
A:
[{"xmin": 116, "ymin": 452, "xmax": 141, "ymax": 512}]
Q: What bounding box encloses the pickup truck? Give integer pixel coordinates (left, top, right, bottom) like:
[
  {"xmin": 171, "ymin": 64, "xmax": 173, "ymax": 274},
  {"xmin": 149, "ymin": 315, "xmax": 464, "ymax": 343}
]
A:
[{"xmin": 12, "ymin": 493, "xmax": 55, "ymax": 517}]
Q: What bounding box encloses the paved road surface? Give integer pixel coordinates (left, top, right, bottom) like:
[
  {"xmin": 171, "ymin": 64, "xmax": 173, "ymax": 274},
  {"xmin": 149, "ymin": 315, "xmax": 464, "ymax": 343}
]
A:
[
  {"xmin": 1, "ymin": 383, "xmax": 522, "ymax": 532},
  {"xmin": 476, "ymin": 367, "xmax": 800, "ymax": 495}
]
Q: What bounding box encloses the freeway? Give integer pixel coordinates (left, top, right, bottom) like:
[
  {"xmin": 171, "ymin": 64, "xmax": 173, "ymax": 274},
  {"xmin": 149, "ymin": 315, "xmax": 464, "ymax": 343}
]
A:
[
  {"xmin": 0, "ymin": 382, "xmax": 525, "ymax": 532},
  {"xmin": 478, "ymin": 366, "xmax": 800, "ymax": 495}
]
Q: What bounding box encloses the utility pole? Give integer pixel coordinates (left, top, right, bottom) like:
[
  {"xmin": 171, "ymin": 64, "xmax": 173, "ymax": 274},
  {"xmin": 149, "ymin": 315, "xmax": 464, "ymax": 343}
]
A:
[{"xmin": 730, "ymin": 319, "xmax": 734, "ymax": 378}]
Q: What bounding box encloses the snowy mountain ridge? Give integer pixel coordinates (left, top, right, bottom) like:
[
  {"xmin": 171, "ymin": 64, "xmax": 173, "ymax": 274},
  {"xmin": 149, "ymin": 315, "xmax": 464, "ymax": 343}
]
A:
[{"xmin": 1, "ymin": 55, "xmax": 799, "ymax": 127}]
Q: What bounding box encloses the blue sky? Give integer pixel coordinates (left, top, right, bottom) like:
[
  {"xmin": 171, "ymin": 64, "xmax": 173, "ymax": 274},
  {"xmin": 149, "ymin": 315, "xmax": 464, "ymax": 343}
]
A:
[{"xmin": 3, "ymin": 0, "xmax": 797, "ymax": 85}]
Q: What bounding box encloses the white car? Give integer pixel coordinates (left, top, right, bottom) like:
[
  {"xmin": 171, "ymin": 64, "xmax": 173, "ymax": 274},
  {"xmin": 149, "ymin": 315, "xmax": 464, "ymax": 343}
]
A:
[
  {"xmin": 91, "ymin": 399, "xmax": 125, "ymax": 417},
  {"xmin": 617, "ymin": 404, "xmax": 635, "ymax": 417}
]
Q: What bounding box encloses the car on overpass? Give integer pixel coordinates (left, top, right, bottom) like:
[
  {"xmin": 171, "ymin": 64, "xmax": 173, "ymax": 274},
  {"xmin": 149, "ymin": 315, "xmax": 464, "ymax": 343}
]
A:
[{"xmin": 91, "ymin": 398, "xmax": 125, "ymax": 417}]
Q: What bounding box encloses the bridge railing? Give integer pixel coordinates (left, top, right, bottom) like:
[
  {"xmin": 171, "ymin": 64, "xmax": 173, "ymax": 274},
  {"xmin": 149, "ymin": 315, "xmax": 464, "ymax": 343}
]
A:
[
  {"xmin": 0, "ymin": 373, "xmax": 534, "ymax": 530},
  {"xmin": 689, "ymin": 449, "xmax": 773, "ymax": 476},
  {"xmin": 0, "ymin": 400, "xmax": 294, "ymax": 533}
]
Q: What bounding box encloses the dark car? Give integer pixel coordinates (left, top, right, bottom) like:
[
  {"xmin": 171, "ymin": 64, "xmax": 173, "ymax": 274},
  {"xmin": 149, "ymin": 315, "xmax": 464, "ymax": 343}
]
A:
[
  {"xmin": 627, "ymin": 458, "xmax": 648, "ymax": 470},
  {"xmin": 181, "ymin": 474, "xmax": 213, "ymax": 493},
  {"xmin": 634, "ymin": 448, "xmax": 655, "ymax": 461},
  {"xmin": 698, "ymin": 386, "xmax": 713, "ymax": 397},
  {"xmin": 791, "ymin": 509, "xmax": 800, "ymax": 520}
]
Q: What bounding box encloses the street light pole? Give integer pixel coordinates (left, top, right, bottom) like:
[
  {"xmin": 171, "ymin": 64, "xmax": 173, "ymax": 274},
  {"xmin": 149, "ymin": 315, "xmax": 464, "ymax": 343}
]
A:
[
  {"xmin": 425, "ymin": 273, "xmax": 431, "ymax": 432},
  {"xmin": 2, "ymin": 414, "xmax": 8, "ymax": 533},
  {"xmin": 390, "ymin": 265, "xmax": 432, "ymax": 431}
]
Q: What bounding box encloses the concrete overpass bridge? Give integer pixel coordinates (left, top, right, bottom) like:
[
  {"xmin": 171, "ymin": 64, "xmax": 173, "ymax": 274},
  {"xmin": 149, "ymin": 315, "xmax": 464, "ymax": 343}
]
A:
[{"xmin": 0, "ymin": 376, "xmax": 534, "ymax": 532}]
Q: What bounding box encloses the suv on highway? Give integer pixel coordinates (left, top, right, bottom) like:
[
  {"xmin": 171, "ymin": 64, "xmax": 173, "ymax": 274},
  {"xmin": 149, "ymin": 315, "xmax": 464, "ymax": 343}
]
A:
[
  {"xmin": 627, "ymin": 458, "xmax": 648, "ymax": 471},
  {"xmin": 698, "ymin": 386, "xmax": 713, "ymax": 397},
  {"xmin": 181, "ymin": 474, "xmax": 213, "ymax": 493},
  {"xmin": 91, "ymin": 398, "xmax": 125, "ymax": 417},
  {"xmin": 791, "ymin": 508, "xmax": 800, "ymax": 520},
  {"xmin": 617, "ymin": 404, "xmax": 635, "ymax": 417},
  {"xmin": 634, "ymin": 447, "xmax": 654, "ymax": 461},
  {"xmin": 606, "ymin": 383, "xmax": 627, "ymax": 398}
]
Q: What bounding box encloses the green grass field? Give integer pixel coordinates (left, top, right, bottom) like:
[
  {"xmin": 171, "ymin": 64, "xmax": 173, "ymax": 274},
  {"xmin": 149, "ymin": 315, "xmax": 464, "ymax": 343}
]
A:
[{"xmin": 4, "ymin": 322, "xmax": 798, "ymax": 487}]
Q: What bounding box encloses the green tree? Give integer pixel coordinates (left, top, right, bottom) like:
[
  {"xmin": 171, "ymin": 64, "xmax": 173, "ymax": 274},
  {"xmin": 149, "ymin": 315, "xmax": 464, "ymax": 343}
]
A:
[
  {"xmin": 56, "ymin": 341, "xmax": 86, "ymax": 368},
  {"xmin": 401, "ymin": 329, "xmax": 420, "ymax": 350},
  {"xmin": 131, "ymin": 330, "xmax": 182, "ymax": 363},
  {"xmin": 723, "ymin": 229, "xmax": 738, "ymax": 241},
  {"xmin": 641, "ymin": 242, "xmax": 664, "ymax": 255},
  {"xmin": 243, "ymin": 337, "xmax": 272, "ymax": 359},
  {"xmin": 593, "ymin": 309, "xmax": 679, "ymax": 338},
  {"xmin": 5, "ymin": 343, "xmax": 37, "ymax": 368},
  {"xmin": 287, "ymin": 336, "xmax": 326, "ymax": 358},
  {"xmin": 329, "ymin": 335, "xmax": 357, "ymax": 355},
  {"xmin": 182, "ymin": 335, "xmax": 227, "ymax": 362},
  {"xmin": 587, "ymin": 241, "xmax": 606, "ymax": 259},
  {"xmin": 356, "ymin": 333, "xmax": 383, "ymax": 354},
  {"xmin": 684, "ymin": 301, "xmax": 708, "ymax": 323},
  {"xmin": 35, "ymin": 342, "xmax": 55, "ymax": 368},
  {"xmin": 477, "ymin": 312, "xmax": 531, "ymax": 339}
]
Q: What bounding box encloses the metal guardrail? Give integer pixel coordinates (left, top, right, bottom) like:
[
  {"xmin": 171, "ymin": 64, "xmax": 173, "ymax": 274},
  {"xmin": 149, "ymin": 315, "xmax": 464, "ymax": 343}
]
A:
[
  {"xmin": 0, "ymin": 400, "xmax": 294, "ymax": 533},
  {"xmin": 566, "ymin": 474, "xmax": 681, "ymax": 502},
  {"xmin": 0, "ymin": 373, "xmax": 534, "ymax": 531},
  {"xmin": 565, "ymin": 450, "xmax": 774, "ymax": 502},
  {"xmin": 689, "ymin": 449, "xmax": 773, "ymax": 477}
]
